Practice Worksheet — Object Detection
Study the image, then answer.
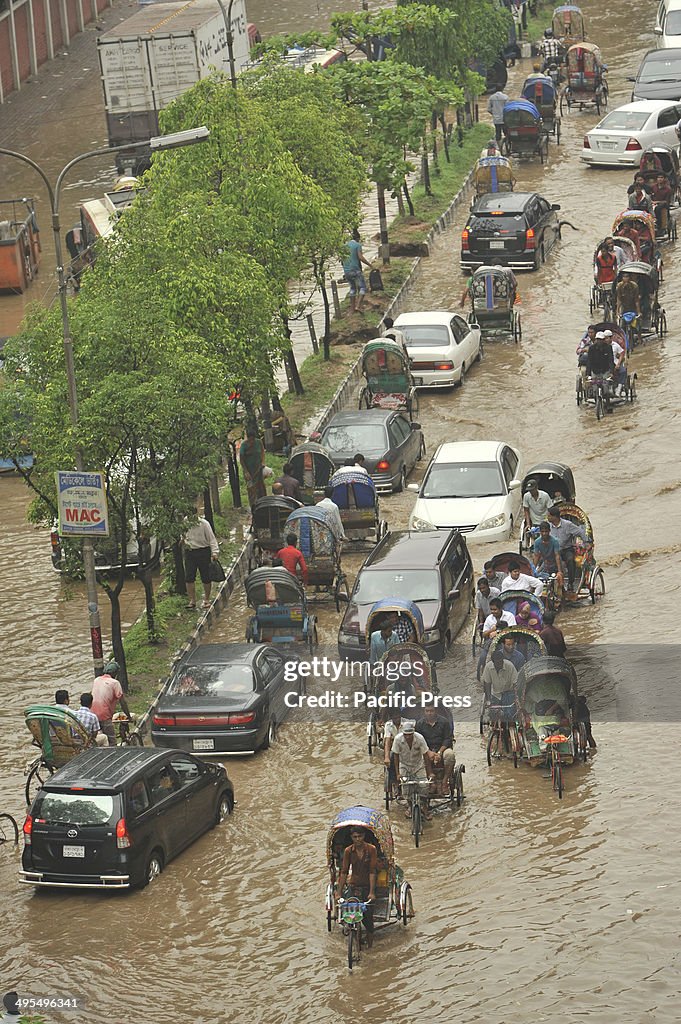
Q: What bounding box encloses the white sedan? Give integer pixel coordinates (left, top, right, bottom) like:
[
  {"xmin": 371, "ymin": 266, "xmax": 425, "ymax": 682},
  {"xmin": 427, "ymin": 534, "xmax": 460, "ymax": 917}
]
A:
[
  {"xmin": 393, "ymin": 311, "xmax": 482, "ymax": 388},
  {"xmin": 408, "ymin": 440, "xmax": 523, "ymax": 544},
  {"xmin": 581, "ymin": 100, "xmax": 681, "ymax": 166}
]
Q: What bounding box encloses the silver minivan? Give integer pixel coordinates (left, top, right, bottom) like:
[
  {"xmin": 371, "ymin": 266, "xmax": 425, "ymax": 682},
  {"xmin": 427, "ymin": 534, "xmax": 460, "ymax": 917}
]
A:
[{"xmin": 655, "ymin": 0, "xmax": 681, "ymax": 47}]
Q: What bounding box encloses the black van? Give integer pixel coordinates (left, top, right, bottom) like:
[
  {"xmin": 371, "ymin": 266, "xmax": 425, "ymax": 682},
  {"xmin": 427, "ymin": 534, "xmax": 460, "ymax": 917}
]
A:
[{"xmin": 20, "ymin": 747, "xmax": 234, "ymax": 890}]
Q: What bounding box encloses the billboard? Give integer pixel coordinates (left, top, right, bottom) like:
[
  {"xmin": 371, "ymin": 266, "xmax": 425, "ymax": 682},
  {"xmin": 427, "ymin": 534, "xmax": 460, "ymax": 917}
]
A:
[{"xmin": 56, "ymin": 471, "xmax": 110, "ymax": 537}]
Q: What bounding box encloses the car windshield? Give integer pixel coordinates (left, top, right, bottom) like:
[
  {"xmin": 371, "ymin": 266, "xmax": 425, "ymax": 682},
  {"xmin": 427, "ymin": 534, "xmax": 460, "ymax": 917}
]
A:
[
  {"xmin": 422, "ymin": 462, "xmax": 505, "ymax": 498},
  {"xmin": 472, "ymin": 214, "xmax": 525, "ymax": 231},
  {"xmin": 639, "ymin": 57, "xmax": 681, "ymax": 81},
  {"xmin": 596, "ymin": 110, "xmax": 650, "ymax": 131},
  {"xmin": 321, "ymin": 424, "xmax": 385, "ymax": 452},
  {"xmin": 399, "ymin": 325, "xmax": 450, "ymax": 347},
  {"xmin": 168, "ymin": 664, "xmax": 254, "ymax": 697},
  {"xmin": 354, "ymin": 569, "xmax": 440, "ymax": 603},
  {"xmin": 34, "ymin": 792, "xmax": 114, "ymax": 826},
  {"xmin": 666, "ymin": 11, "xmax": 681, "ymax": 33}
]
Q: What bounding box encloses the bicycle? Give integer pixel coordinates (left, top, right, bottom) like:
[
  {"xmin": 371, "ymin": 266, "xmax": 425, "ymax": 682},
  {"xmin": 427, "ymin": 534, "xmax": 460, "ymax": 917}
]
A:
[
  {"xmin": 113, "ymin": 713, "xmax": 144, "ymax": 746},
  {"xmin": 0, "ymin": 813, "xmax": 19, "ymax": 846},
  {"xmin": 544, "ymin": 732, "xmax": 568, "ymax": 798},
  {"xmin": 400, "ymin": 772, "xmax": 432, "ymax": 848},
  {"xmin": 338, "ymin": 897, "xmax": 370, "ymax": 970},
  {"xmin": 486, "ymin": 713, "xmax": 521, "ymax": 768}
]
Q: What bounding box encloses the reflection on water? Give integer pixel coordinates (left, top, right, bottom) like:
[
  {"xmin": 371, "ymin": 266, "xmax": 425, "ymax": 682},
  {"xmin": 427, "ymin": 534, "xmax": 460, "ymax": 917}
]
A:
[{"xmin": 1, "ymin": 0, "xmax": 681, "ymax": 1020}]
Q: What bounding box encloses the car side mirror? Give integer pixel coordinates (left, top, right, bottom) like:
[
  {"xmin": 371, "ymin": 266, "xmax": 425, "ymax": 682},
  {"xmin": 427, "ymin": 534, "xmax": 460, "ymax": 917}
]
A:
[
  {"xmin": 653, "ymin": 26, "xmax": 663, "ymax": 34},
  {"xmin": 468, "ymin": 313, "xmax": 478, "ymax": 326},
  {"xmin": 447, "ymin": 589, "xmax": 460, "ymax": 602},
  {"xmin": 509, "ymin": 479, "xmax": 521, "ymax": 491},
  {"xmin": 626, "ymin": 75, "xmax": 636, "ymax": 82},
  {"xmin": 407, "ymin": 482, "xmax": 419, "ymax": 492},
  {"xmin": 410, "ymin": 421, "xmax": 422, "ymax": 430},
  {"xmin": 551, "ymin": 203, "xmax": 561, "ymax": 210}
]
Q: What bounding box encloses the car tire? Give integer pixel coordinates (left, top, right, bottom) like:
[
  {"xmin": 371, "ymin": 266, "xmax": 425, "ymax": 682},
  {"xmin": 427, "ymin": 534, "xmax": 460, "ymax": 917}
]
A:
[
  {"xmin": 459, "ymin": 363, "xmax": 466, "ymax": 387},
  {"xmin": 395, "ymin": 466, "xmax": 407, "ymax": 493},
  {"xmin": 261, "ymin": 720, "xmax": 273, "ymax": 750},
  {"xmin": 509, "ymin": 515, "xmax": 514, "ymax": 538},
  {"xmin": 140, "ymin": 849, "xmax": 163, "ymax": 889},
  {"xmin": 214, "ymin": 790, "xmax": 234, "ymax": 825}
]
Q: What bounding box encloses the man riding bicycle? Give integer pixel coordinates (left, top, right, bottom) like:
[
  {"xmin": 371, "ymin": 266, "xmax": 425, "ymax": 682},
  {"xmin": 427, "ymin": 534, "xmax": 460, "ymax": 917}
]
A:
[{"xmin": 336, "ymin": 827, "xmax": 377, "ymax": 946}]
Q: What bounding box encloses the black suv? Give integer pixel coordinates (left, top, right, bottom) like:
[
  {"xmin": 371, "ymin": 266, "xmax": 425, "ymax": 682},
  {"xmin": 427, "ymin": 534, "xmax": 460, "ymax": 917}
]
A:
[
  {"xmin": 461, "ymin": 191, "xmax": 561, "ymax": 270},
  {"xmin": 21, "ymin": 747, "xmax": 233, "ymax": 891},
  {"xmin": 337, "ymin": 530, "xmax": 474, "ymax": 662},
  {"xmin": 631, "ymin": 48, "xmax": 681, "ymax": 101}
]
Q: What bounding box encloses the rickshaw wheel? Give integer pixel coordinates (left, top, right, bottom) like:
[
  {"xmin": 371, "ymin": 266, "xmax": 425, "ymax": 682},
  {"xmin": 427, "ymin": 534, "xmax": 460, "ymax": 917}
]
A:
[
  {"xmin": 553, "ymin": 758, "xmax": 564, "ymax": 798},
  {"xmin": 401, "ymin": 885, "xmax": 414, "ymax": 926},
  {"xmin": 0, "ymin": 813, "xmax": 19, "ymax": 845},
  {"xmin": 590, "ymin": 569, "xmax": 605, "ymax": 604},
  {"xmin": 308, "ymin": 623, "xmax": 319, "ymax": 653},
  {"xmin": 412, "ymin": 803, "xmax": 422, "ymax": 847},
  {"xmin": 486, "ymin": 729, "xmax": 498, "ymax": 766},
  {"xmin": 660, "ymin": 310, "xmax": 668, "ymax": 336},
  {"xmin": 595, "ymin": 394, "xmax": 604, "ymax": 420},
  {"xmin": 417, "ymin": 437, "xmax": 426, "ymax": 461},
  {"xmin": 25, "ymin": 760, "xmax": 53, "ymax": 806},
  {"xmin": 515, "ymin": 315, "xmax": 522, "ymax": 343},
  {"xmin": 556, "ymin": 120, "xmax": 561, "ymax": 145},
  {"xmin": 454, "ymin": 766, "xmax": 465, "ymax": 807}
]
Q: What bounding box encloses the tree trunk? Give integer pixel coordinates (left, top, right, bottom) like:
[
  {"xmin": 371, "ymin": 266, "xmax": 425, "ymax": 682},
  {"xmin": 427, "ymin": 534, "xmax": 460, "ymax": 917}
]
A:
[
  {"xmin": 403, "ymin": 180, "xmax": 415, "ymax": 217},
  {"xmin": 282, "ymin": 316, "xmax": 304, "ymax": 395},
  {"xmin": 226, "ymin": 441, "xmax": 242, "ymax": 508},
  {"xmin": 203, "ymin": 486, "xmax": 214, "ymax": 530},
  {"xmin": 422, "ymin": 146, "xmax": 432, "ymax": 196},
  {"xmin": 439, "ymin": 114, "xmax": 451, "ymax": 162},
  {"xmin": 102, "ymin": 578, "xmax": 128, "ymax": 691},
  {"xmin": 210, "ymin": 472, "xmax": 221, "ymax": 515},
  {"xmin": 394, "ymin": 188, "xmax": 405, "ymax": 216},
  {"xmin": 320, "ymin": 279, "xmax": 332, "ymax": 360},
  {"xmin": 173, "ymin": 541, "xmax": 187, "ymax": 594},
  {"xmin": 432, "ymin": 132, "xmax": 439, "ymax": 173},
  {"xmin": 376, "ymin": 185, "xmax": 390, "ymax": 265},
  {"xmin": 139, "ymin": 568, "xmax": 157, "ymax": 642},
  {"xmin": 261, "ymin": 395, "xmax": 274, "ymax": 451}
]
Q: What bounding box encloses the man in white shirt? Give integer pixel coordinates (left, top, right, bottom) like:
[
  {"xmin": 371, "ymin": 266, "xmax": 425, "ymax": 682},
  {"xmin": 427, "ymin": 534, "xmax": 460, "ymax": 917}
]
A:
[
  {"xmin": 315, "ymin": 487, "xmax": 347, "ymax": 543},
  {"xmin": 475, "ymin": 578, "xmax": 500, "ymax": 624},
  {"xmin": 391, "ymin": 720, "xmax": 430, "ymax": 818},
  {"xmin": 500, "ymin": 560, "xmax": 544, "ymax": 597},
  {"xmin": 353, "ymin": 454, "xmax": 369, "ymax": 474},
  {"xmin": 183, "ymin": 511, "xmax": 220, "ymax": 610},
  {"xmin": 480, "ymin": 650, "xmax": 518, "ymax": 701},
  {"xmin": 522, "ymin": 479, "xmax": 551, "ymax": 528},
  {"xmin": 482, "ymin": 599, "xmax": 516, "ymax": 638},
  {"xmin": 604, "ymin": 329, "xmax": 627, "ymax": 395}
]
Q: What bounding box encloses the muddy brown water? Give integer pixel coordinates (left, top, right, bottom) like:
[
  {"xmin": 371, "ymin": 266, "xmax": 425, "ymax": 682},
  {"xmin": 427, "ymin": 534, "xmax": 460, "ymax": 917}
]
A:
[{"xmin": 2, "ymin": 1, "xmax": 681, "ymax": 1021}]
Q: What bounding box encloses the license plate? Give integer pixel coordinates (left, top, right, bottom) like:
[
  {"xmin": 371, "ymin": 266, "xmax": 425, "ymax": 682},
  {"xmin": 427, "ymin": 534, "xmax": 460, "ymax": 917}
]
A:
[
  {"xmin": 192, "ymin": 738, "xmax": 215, "ymax": 751},
  {"xmin": 599, "ymin": 141, "xmax": 617, "ymax": 150},
  {"xmin": 489, "ymin": 240, "xmax": 505, "ymax": 249},
  {"xmin": 413, "ymin": 376, "xmax": 424, "ymax": 385},
  {"xmin": 63, "ymin": 845, "xmax": 85, "ymax": 858}
]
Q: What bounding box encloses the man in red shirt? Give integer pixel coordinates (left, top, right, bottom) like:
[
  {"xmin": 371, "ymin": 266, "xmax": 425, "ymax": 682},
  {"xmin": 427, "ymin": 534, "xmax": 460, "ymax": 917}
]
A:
[
  {"xmin": 651, "ymin": 173, "xmax": 673, "ymax": 235},
  {"xmin": 275, "ymin": 533, "xmax": 308, "ymax": 585},
  {"xmin": 91, "ymin": 661, "xmax": 131, "ymax": 745}
]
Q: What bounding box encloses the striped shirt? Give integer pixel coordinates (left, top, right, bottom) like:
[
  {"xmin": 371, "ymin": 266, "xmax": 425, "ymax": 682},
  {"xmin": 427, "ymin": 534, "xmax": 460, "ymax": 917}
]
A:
[{"xmin": 73, "ymin": 705, "xmax": 101, "ymax": 739}]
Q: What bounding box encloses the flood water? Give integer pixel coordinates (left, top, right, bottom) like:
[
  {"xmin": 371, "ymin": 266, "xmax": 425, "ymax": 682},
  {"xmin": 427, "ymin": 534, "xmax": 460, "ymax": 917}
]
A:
[{"xmin": 1, "ymin": 0, "xmax": 681, "ymax": 1021}]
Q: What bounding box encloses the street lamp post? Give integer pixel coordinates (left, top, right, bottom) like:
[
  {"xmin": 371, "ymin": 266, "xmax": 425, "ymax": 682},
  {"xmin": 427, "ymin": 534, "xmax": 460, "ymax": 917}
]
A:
[
  {"xmin": 215, "ymin": 0, "xmax": 238, "ymax": 88},
  {"xmin": 0, "ymin": 126, "xmax": 209, "ymax": 676}
]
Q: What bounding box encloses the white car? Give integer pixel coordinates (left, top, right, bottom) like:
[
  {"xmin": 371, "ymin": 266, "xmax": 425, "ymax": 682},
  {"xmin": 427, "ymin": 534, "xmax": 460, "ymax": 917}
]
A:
[
  {"xmin": 393, "ymin": 311, "xmax": 482, "ymax": 388},
  {"xmin": 582, "ymin": 100, "xmax": 681, "ymax": 166},
  {"xmin": 655, "ymin": 0, "xmax": 681, "ymax": 48},
  {"xmin": 408, "ymin": 440, "xmax": 523, "ymax": 544}
]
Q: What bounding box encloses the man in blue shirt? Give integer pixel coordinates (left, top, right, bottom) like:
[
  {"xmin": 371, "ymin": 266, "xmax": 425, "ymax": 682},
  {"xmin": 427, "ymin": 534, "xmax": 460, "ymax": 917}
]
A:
[
  {"xmin": 370, "ymin": 619, "xmax": 399, "ymax": 665},
  {"xmin": 547, "ymin": 508, "xmax": 586, "ymax": 595},
  {"xmin": 532, "ymin": 520, "xmax": 565, "ymax": 595},
  {"xmin": 342, "ymin": 228, "xmax": 372, "ymax": 314}
]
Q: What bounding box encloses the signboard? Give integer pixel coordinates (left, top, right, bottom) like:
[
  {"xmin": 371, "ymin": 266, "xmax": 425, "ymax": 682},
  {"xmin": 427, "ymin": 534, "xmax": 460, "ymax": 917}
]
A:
[{"xmin": 56, "ymin": 471, "xmax": 110, "ymax": 538}]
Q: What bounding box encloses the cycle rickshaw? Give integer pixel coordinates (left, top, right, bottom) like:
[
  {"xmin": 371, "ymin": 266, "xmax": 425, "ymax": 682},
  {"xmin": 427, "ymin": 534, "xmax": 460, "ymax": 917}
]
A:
[
  {"xmin": 284, "ymin": 506, "xmax": 349, "ymax": 610},
  {"xmin": 555, "ymin": 503, "xmax": 605, "ymax": 603},
  {"xmin": 24, "ymin": 704, "xmax": 93, "ymax": 805},
  {"xmin": 358, "ymin": 338, "xmax": 419, "ymax": 422},
  {"xmin": 552, "ymin": 4, "xmax": 587, "ymax": 46},
  {"xmin": 612, "ymin": 210, "xmax": 661, "ymax": 275},
  {"xmin": 248, "ymin": 494, "xmax": 301, "ymax": 569},
  {"xmin": 515, "ymin": 655, "xmax": 585, "ymax": 797},
  {"xmin": 244, "ymin": 567, "xmax": 318, "ymax": 651},
  {"xmin": 289, "ymin": 441, "xmax": 336, "ymax": 505},
  {"xmin": 325, "ymin": 806, "xmax": 414, "ymax": 969},
  {"xmin": 329, "ymin": 469, "xmax": 388, "ymax": 547},
  {"xmin": 521, "ymin": 74, "xmax": 561, "ymax": 143},
  {"xmin": 468, "ymin": 265, "xmax": 521, "ymax": 342},
  {"xmin": 590, "ymin": 236, "xmax": 638, "ymax": 319},
  {"xmin": 560, "ymin": 43, "xmax": 608, "ymax": 115},
  {"xmin": 614, "ymin": 262, "xmax": 666, "ymax": 342},
  {"xmin": 639, "ymin": 146, "xmax": 680, "ymax": 202},
  {"xmin": 472, "ymin": 155, "xmax": 515, "ymax": 199},
  {"xmin": 501, "ymin": 100, "xmax": 549, "ymax": 163},
  {"xmin": 478, "ymin": 625, "xmax": 547, "ymax": 730}
]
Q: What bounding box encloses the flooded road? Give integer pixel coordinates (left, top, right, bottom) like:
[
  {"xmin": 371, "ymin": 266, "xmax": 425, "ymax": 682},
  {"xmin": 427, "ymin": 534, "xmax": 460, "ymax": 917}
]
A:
[{"xmin": 2, "ymin": 0, "xmax": 681, "ymax": 1021}]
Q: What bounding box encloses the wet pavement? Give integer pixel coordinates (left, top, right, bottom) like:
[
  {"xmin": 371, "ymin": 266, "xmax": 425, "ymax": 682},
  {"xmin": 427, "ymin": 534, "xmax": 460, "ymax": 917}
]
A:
[{"xmin": 1, "ymin": 0, "xmax": 681, "ymax": 1021}]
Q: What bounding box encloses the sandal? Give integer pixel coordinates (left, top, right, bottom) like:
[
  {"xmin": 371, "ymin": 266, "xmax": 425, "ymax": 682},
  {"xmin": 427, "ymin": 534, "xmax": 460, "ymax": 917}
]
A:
[
  {"xmin": 186, "ymin": 603, "xmax": 196, "ymax": 610},
  {"xmin": 201, "ymin": 601, "xmax": 211, "ymax": 609}
]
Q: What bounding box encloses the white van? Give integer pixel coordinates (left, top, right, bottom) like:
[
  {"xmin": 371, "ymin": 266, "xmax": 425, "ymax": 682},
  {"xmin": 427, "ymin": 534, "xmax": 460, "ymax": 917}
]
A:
[{"xmin": 655, "ymin": 0, "xmax": 681, "ymax": 47}]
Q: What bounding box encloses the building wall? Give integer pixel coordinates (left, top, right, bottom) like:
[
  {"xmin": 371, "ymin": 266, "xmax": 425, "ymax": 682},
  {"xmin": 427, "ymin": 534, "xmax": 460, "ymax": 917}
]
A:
[{"xmin": 0, "ymin": 0, "xmax": 113, "ymax": 102}]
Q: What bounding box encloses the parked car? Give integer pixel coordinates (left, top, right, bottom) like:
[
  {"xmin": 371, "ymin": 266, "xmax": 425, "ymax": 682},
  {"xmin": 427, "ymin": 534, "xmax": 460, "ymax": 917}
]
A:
[
  {"xmin": 655, "ymin": 0, "xmax": 681, "ymax": 48},
  {"xmin": 582, "ymin": 100, "xmax": 681, "ymax": 165},
  {"xmin": 408, "ymin": 440, "xmax": 523, "ymax": 544},
  {"xmin": 461, "ymin": 192, "xmax": 562, "ymax": 271},
  {"xmin": 393, "ymin": 311, "xmax": 482, "ymax": 388},
  {"xmin": 630, "ymin": 48, "xmax": 681, "ymax": 100},
  {"xmin": 319, "ymin": 409, "xmax": 425, "ymax": 494},
  {"xmin": 20, "ymin": 747, "xmax": 233, "ymax": 890},
  {"xmin": 151, "ymin": 643, "xmax": 300, "ymax": 755},
  {"xmin": 337, "ymin": 529, "xmax": 474, "ymax": 662}
]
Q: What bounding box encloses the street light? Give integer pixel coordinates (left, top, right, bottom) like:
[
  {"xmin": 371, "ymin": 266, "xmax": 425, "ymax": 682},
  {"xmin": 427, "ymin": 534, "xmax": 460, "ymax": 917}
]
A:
[
  {"xmin": 215, "ymin": 0, "xmax": 238, "ymax": 88},
  {"xmin": 0, "ymin": 126, "xmax": 210, "ymax": 676}
]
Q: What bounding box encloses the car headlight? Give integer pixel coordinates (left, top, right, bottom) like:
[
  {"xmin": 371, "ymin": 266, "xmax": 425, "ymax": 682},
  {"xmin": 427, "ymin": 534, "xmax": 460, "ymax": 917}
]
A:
[
  {"xmin": 422, "ymin": 629, "xmax": 441, "ymax": 644},
  {"xmin": 479, "ymin": 513, "xmax": 506, "ymax": 531},
  {"xmin": 411, "ymin": 516, "xmax": 435, "ymax": 532}
]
